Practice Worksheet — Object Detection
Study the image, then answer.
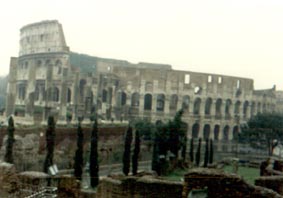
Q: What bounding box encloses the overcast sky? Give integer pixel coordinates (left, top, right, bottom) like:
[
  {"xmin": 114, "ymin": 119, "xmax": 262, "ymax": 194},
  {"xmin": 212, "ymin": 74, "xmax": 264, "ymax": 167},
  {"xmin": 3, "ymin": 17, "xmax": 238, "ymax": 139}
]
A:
[{"xmin": 1, "ymin": 0, "xmax": 283, "ymax": 90}]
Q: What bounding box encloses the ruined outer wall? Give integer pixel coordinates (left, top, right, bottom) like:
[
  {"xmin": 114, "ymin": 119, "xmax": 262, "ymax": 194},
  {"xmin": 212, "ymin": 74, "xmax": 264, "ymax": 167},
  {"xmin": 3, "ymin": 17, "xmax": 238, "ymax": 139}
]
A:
[
  {"xmin": 6, "ymin": 57, "xmax": 18, "ymax": 116},
  {"xmin": 182, "ymin": 168, "xmax": 282, "ymax": 198},
  {"xmin": 97, "ymin": 62, "xmax": 276, "ymax": 140},
  {"xmin": 12, "ymin": 20, "xmax": 75, "ymax": 120},
  {"xmin": 19, "ymin": 20, "xmax": 68, "ymax": 56}
]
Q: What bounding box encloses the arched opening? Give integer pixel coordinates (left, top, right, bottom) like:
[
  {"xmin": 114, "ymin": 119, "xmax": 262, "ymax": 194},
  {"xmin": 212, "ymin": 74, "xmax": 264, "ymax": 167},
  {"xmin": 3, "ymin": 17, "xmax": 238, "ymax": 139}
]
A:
[
  {"xmin": 79, "ymin": 79, "xmax": 87, "ymax": 100},
  {"xmin": 182, "ymin": 95, "xmax": 190, "ymax": 111},
  {"xmin": 169, "ymin": 94, "xmax": 178, "ymax": 111},
  {"xmin": 18, "ymin": 84, "xmax": 26, "ymax": 100},
  {"xmin": 34, "ymin": 86, "xmax": 39, "ymax": 101},
  {"xmin": 263, "ymin": 103, "xmax": 267, "ymax": 113},
  {"xmin": 243, "ymin": 101, "xmax": 249, "ymax": 117},
  {"xmin": 102, "ymin": 89, "xmax": 107, "ymax": 102},
  {"xmin": 215, "ymin": 98, "xmax": 222, "ymax": 117},
  {"xmin": 234, "ymin": 101, "xmax": 241, "ymax": 115},
  {"xmin": 193, "ymin": 98, "xmax": 201, "ymax": 115},
  {"xmin": 205, "ymin": 98, "xmax": 212, "ymax": 115},
  {"xmin": 131, "ymin": 92, "xmax": 139, "ymax": 107},
  {"xmin": 48, "ymin": 87, "xmax": 60, "ymax": 102},
  {"xmin": 225, "ymin": 99, "xmax": 232, "ymax": 118},
  {"xmin": 67, "ymin": 88, "xmax": 71, "ymax": 103},
  {"xmin": 250, "ymin": 101, "xmax": 255, "ymax": 117},
  {"xmin": 144, "ymin": 94, "xmax": 152, "ymax": 110},
  {"xmin": 192, "ymin": 123, "xmax": 199, "ymax": 139},
  {"xmin": 223, "ymin": 125, "xmax": 230, "ymax": 141},
  {"xmin": 121, "ymin": 92, "xmax": 127, "ymax": 106},
  {"xmin": 257, "ymin": 102, "xmax": 261, "ymax": 113},
  {"xmin": 156, "ymin": 94, "xmax": 165, "ymax": 112},
  {"xmin": 203, "ymin": 124, "xmax": 210, "ymax": 140},
  {"xmin": 214, "ymin": 125, "xmax": 220, "ymax": 141},
  {"xmin": 233, "ymin": 126, "xmax": 239, "ymax": 141}
]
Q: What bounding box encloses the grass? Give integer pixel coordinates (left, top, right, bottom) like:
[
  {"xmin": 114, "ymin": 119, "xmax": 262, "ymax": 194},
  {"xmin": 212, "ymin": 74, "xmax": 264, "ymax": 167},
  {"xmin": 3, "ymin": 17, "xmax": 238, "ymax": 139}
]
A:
[
  {"xmin": 164, "ymin": 165, "xmax": 259, "ymax": 185},
  {"xmin": 223, "ymin": 165, "xmax": 259, "ymax": 185}
]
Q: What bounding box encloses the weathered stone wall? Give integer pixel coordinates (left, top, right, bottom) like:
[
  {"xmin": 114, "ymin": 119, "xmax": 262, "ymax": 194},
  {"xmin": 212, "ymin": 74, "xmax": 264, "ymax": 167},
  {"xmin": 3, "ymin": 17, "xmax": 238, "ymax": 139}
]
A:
[
  {"xmin": 182, "ymin": 168, "xmax": 282, "ymax": 198},
  {"xmin": 96, "ymin": 174, "xmax": 183, "ymax": 198},
  {"xmin": 255, "ymin": 176, "xmax": 283, "ymax": 196},
  {"xmin": 0, "ymin": 162, "xmax": 20, "ymax": 195},
  {"xmin": 6, "ymin": 20, "xmax": 278, "ymax": 143}
]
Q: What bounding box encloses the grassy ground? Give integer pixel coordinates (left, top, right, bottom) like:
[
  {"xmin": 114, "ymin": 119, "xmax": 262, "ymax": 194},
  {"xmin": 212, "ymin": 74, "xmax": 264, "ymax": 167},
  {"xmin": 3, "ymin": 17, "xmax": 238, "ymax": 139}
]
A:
[
  {"xmin": 223, "ymin": 165, "xmax": 259, "ymax": 185},
  {"xmin": 164, "ymin": 165, "xmax": 259, "ymax": 185}
]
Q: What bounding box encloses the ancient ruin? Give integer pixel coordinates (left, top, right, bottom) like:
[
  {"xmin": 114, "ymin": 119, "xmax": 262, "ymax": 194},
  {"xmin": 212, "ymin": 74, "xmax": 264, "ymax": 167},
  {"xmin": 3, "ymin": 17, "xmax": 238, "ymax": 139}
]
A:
[{"xmin": 6, "ymin": 20, "xmax": 277, "ymax": 141}]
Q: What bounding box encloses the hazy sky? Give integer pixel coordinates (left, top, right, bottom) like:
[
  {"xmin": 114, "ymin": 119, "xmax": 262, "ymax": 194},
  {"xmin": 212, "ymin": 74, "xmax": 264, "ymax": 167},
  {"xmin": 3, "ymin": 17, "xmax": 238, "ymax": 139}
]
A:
[{"xmin": 1, "ymin": 0, "xmax": 283, "ymax": 90}]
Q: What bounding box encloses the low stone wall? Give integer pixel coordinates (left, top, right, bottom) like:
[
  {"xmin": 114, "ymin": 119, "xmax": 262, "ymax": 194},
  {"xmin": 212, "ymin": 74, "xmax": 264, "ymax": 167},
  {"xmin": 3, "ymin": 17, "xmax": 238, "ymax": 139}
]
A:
[
  {"xmin": 96, "ymin": 174, "xmax": 183, "ymax": 198},
  {"xmin": 0, "ymin": 162, "xmax": 19, "ymax": 195},
  {"xmin": 255, "ymin": 176, "xmax": 283, "ymax": 196},
  {"xmin": 182, "ymin": 168, "xmax": 282, "ymax": 198}
]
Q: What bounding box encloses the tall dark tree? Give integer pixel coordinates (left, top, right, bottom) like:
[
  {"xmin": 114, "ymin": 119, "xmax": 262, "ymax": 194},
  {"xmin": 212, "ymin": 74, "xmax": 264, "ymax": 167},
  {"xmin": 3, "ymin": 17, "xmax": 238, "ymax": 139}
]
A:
[
  {"xmin": 209, "ymin": 139, "xmax": 214, "ymax": 164},
  {"xmin": 169, "ymin": 109, "xmax": 185, "ymax": 159},
  {"xmin": 189, "ymin": 138, "xmax": 194, "ymax": 163},
  {"xmin": 151, "ymin": 139, "xmax": 160, "ymax": 175},
  {"xmin": 43, "ymin": 116, "xmax": 55, "ymax": 173},
  {"xmin": 4, "ymin": 116, "xmax": 15, "ymax": 163},
  {"xmin": 203, "ymin": 139, "xmax": 209, "ymax": 167},
  {"xmin": 89, "ymin": 118, "xmax": 99, "ymax": 188},
  {"xmin": 123, "ymin": 126, "xmax": 133, "ymax": 176},
  {"xmin": 240, "ymin": 113, "xmax": 283, "ymax": 155},
  {"xmin": 74, "ymin": 121, "xmax": 84, "ymax": 181},
  {"xmin": 181, "ymin": 136, "xmax": 187, "ymax": 162},
  {"xmin": 195, "ymin": 138, "xmax": 202, "ymax": 166},
  {"xmin": 132, "ymin": 130, "xmax": 140, "ymax": 175}
]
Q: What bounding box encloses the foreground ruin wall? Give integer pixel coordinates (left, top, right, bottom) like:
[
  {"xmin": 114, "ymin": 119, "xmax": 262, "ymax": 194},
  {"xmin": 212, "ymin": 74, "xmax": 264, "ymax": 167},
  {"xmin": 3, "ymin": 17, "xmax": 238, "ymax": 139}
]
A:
[
  {"xmin": 182, "ymin": 168, "xmax": 282, "ymax": 198},
  {"xmin": 256, "ymin": 176, "xmax": 283, "ymax": 196},
  {"xmin": 0, "ymin": 125, "xmax": 128, "ymax": 172},
  {"xmin": 96, "ymin": 174, "xmax": 183, "ymax": 198}
]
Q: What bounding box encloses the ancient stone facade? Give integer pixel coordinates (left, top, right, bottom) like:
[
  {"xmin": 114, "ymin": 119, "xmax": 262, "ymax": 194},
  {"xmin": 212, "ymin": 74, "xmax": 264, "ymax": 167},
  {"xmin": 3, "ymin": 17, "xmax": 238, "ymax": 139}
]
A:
[{"xmin": 6, "ymin": 20, "xmax": 277, "ymax": 141}]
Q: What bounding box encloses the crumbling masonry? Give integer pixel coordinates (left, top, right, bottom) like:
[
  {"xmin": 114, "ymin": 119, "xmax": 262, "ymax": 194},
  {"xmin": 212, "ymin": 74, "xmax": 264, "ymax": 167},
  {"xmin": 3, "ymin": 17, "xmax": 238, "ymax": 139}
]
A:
[{"xmin": 6, "ymin": 20, "xmax": 277, "ymax": 141}]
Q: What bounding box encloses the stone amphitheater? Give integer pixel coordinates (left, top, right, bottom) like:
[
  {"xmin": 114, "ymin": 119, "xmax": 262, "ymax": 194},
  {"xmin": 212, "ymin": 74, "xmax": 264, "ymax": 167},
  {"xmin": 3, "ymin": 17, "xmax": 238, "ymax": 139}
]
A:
[{"xmin": 6, "ymin": 20, "xmax": 278, "ymax": 141}]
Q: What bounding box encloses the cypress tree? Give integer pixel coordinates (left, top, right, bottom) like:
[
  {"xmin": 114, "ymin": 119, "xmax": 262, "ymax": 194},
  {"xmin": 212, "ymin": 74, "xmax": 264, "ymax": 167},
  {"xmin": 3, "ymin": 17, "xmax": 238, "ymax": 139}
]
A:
[
  {"xmin": 189, "ymin": 138, "xmax": 194, "ymax": 163},
  {"xmin": 74, "ymin": 121, "xmax": 84, "ymax": 181},
  {"xmin": 203, "ymin": 139, "xmax": 209, "ymax": 167},
  {"xmin": 151, "ymin": 139, "xmax": 160, "ymax": 175},
  {"xmin": 195, "ymin": 138, "xmax": 202, "ymax": 166},
  {"xmin": 181, "ymin": 136, "xmax": 187, "ymax": 162},
  {"xmin": 132, "ymin": 130, "xmax": 140, "ymax": 175},
  {"xmin": 43, "ymin": 116, "xmax": 55, "ymax": 173},
  {"xmin": 122, "ymin": 126, "xmax": 133, "ymax": 176},
  {"xmin": 4, "ymin": 116, "xmax": 15, "ymax": 163},
  {"xmin": 209, "ymin": 139, "xmax": 214, "ymax": 164},
  {"xmin": 90, "ymin": 118, "xmax": 99, "ymax": 188}
]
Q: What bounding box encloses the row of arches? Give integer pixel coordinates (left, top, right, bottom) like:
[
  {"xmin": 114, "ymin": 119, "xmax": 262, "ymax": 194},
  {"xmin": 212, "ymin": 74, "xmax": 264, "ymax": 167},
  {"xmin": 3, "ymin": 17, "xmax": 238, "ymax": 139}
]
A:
[
  {"xmin": 191, "ymin": 123, "xmax": 239, "ymax": 141},
  {"xmin": 101, "ymin": 90, "xmax": 274, "ymax": 116}
]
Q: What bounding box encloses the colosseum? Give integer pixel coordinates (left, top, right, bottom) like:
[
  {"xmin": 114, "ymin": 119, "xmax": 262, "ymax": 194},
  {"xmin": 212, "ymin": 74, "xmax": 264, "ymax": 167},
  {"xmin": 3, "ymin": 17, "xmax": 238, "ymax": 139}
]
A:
[{"xmin": 6, "ymin": 20, "xmax": 277, "ymax": 141}]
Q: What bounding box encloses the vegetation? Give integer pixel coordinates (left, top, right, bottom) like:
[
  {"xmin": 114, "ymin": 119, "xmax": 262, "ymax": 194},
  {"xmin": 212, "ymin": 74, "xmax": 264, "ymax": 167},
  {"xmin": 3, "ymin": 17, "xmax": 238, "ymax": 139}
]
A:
[
  {"xmin": 132, "ymin": 130, "xmax": 141, "ymax": 175},
  {"xmin": 151, "ymin": 139, "xmax": 160, "ymax": 175},
  {"xmin": 203, "ymin": 139, "xmax": 209, "ymax": 167},
  {"xmin": 195, "ymin": 138, "xmax": 202, "ymax": 166},
  {"xmin": 74, "ymin": 121, "xmax": 84, "ymax": 181},
  {"xmin": 89, "ymin": 118, "xmax": 99, "ymax": 188},
  {"xmin": 240, "ymin": 113, "xmax": 283, "ymax": 155},
  {"xmin": 189, "ymin": 138, "xmax": 194, "ymax": 163},
  {"xmin": 4, "ymin": 116, "xmax": 15, "ymax": 163},
  {"xmin": 224, "ymin": 165, "xmax": 259, "ymax": 184},
  {"xmin": 43, "ymin": 116, "xmax": 56, "ymax": 173},
  {"xmin": 209, "ymin": 139, "xmax": 213, "ymax": 164},
  {"xmin": 150, "ymin": 109, "xmax": 188, "ymax": 175},
  {"xmin": 122, "ymin": 126, "xmax": 133, "ymax": 176}
]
